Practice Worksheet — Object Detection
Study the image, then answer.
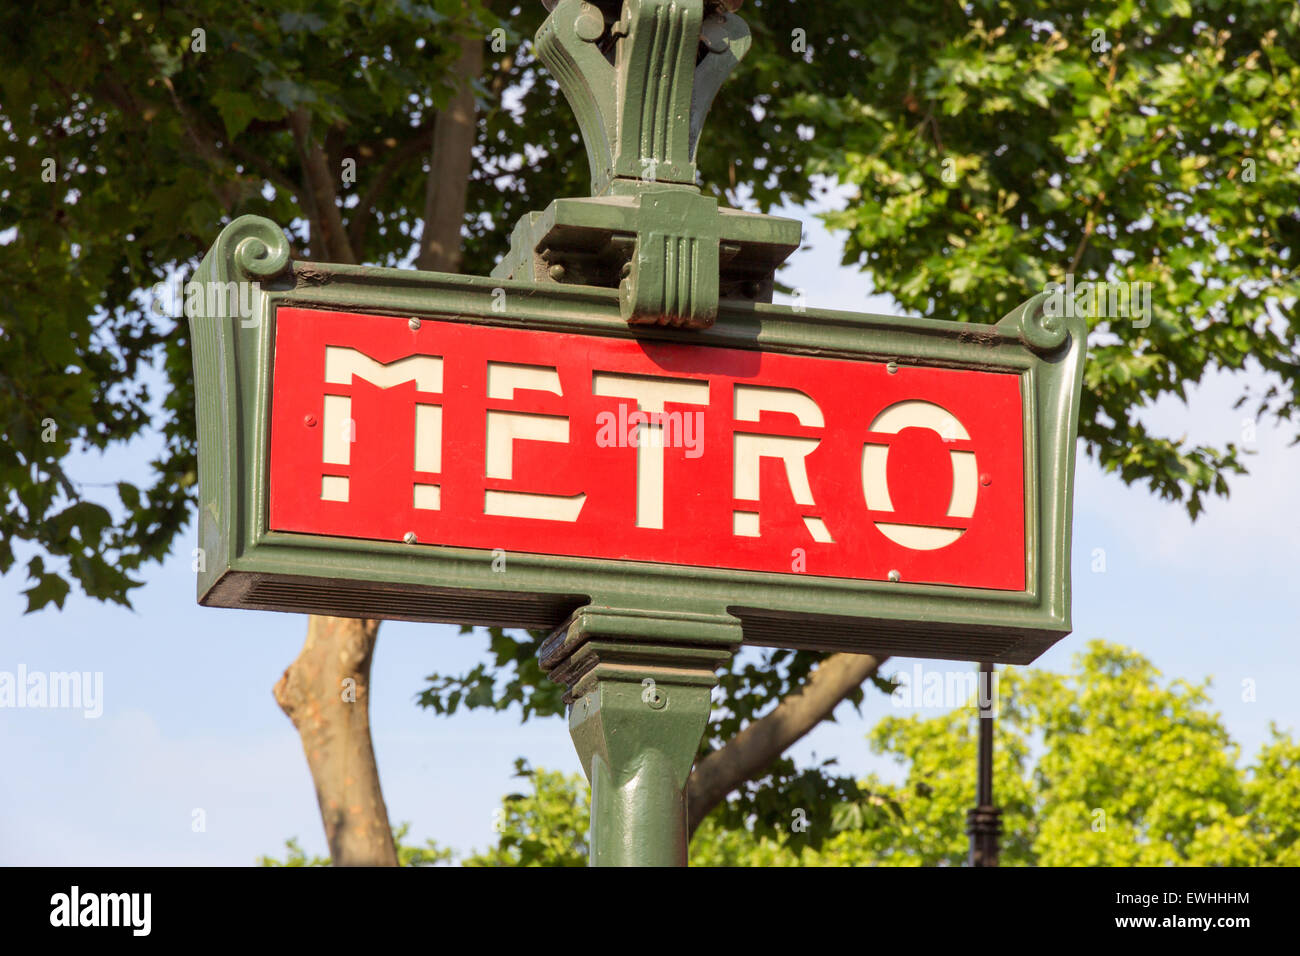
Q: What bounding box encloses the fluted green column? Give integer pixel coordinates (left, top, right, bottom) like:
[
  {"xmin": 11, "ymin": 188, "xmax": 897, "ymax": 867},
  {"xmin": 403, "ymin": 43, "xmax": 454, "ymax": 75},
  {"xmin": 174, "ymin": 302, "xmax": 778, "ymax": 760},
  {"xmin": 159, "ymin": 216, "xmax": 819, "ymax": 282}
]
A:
[{"xmin": 540, "ymin": 606, "xmax": 739, "ymax": 866}]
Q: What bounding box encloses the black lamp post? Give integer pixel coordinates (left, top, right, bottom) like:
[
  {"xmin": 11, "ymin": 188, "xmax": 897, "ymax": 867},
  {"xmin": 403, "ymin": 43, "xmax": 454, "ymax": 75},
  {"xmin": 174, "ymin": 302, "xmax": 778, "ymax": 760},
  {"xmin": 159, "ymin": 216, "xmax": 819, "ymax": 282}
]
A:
[{"xmin": 967, "ymin": 661, "xmax": 1002, "ymax": 866}]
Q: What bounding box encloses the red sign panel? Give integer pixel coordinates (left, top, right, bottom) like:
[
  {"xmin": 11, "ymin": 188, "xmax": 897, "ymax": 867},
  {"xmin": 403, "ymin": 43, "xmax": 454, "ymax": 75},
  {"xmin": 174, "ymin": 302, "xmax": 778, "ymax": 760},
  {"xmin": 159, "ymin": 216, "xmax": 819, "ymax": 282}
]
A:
[{"xmin": 268, "ymin": 307, "xmax": 1026, "ymax": 590}]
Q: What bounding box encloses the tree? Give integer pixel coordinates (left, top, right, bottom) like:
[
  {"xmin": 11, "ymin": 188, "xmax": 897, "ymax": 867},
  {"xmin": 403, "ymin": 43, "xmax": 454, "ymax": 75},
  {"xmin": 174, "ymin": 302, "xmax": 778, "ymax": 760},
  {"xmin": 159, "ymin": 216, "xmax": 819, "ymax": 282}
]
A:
[
  {"xmin": 794, "ymin": 0, "xmax": 1300, "ymax": 516},
  {"xmin": 5, "ymin": 0, "xmax": 1297, "ymax": 863},
  {"xmin": 453, "ymin": 642, "xmax": 1300, "ymax": 866}
]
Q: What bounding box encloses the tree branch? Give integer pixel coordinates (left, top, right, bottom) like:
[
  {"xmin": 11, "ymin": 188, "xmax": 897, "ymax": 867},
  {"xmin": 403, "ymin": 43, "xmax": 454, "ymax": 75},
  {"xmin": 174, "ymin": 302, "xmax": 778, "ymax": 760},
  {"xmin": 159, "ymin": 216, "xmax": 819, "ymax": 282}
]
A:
[
  {"xmin": 417, "ymin": 33, "xmax": 483, "ymax": 272},
  {"xmin": 98, "ymin": 72, "xmax": 301, "ymax": 208},
  {"xmin": 686, "ymin": 651, "xmax": 888, "ymax": 835},
  {"xmin": 290, "ymin": 107, "xmax": 356, "ymax": 264},
  {"xmin": 1067, "ymin": 208, "xmax": 1096, "ymax": 276},
  {"xmin": 155, "ymin": 77, "xmax": 241, "ymax": 213},
  {"xmin": 347, "ymin": 119, "xmax": 438, "ymax": 256}
]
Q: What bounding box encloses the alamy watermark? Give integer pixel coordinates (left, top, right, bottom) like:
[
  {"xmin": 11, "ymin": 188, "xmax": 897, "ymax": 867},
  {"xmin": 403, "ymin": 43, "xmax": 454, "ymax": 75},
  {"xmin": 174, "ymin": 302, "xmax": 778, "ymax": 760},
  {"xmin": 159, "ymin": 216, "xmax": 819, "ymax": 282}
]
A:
[
  {"xmin": 890, "ymin": 663, "xmax": 998, "ymax": 716},
  {"xmin": 1043, "ymin": 274, "xmax": 1151, "ymax": 328},
  {"xmin": 50, "ymin": 886, "xmax": 150, "ymax": 936},
  {"xmin": 0, "ymin": 665, "xmax": 103, "ymax": 718},
  {"xmin": 147, "ymin": 276, "xmax": 262, "ymax": 327},
  {"xmin": 595, "ymin": 403, "xmax": 704, "ymax": 458}
]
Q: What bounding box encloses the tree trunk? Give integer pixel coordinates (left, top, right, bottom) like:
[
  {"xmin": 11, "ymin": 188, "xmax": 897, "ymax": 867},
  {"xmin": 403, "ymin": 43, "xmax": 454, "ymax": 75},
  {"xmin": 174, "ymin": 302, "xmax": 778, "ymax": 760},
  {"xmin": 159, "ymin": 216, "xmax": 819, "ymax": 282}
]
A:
[
  {"xmin": 274, "ymin": 615, "xmax": 398, "ymax": 865},
  {"xmin": 417, "ymin": 33, "xmax": 482, "ymax": 273},
  {"xmin": 274, "ymin": 28, "xmax": 483, "ymax": 866}
]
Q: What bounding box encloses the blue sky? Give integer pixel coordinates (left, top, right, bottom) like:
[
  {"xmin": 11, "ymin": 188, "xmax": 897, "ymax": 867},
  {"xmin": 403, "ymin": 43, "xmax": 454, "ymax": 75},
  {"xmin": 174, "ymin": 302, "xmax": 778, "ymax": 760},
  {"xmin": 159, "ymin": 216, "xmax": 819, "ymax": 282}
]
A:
[{"xmin": 2, "ymin": 204, "xmax": 1297, "ymax": 866}]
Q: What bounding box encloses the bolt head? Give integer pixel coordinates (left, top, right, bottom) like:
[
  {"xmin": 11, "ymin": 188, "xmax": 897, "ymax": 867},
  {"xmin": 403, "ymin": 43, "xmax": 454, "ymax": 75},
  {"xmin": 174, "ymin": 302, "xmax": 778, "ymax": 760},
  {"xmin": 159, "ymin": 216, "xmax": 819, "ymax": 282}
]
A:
[
  {"xmin": 403, "ymin": 531, "xmax": 417, "ymax": 545},
  {"xmin": 888, "ymin": 569, "xmax": 901, "ymax": 583},
  {"xmin": 408, "ymin": 317, "xmax": 421, "ymax": 331},
  {"xmin": 304, "ymin": 414, "xmax": 317, "ymax": 427},
  {"xmin": 574, "ymin": 5, "xmax": 604, "ymax": 41}
]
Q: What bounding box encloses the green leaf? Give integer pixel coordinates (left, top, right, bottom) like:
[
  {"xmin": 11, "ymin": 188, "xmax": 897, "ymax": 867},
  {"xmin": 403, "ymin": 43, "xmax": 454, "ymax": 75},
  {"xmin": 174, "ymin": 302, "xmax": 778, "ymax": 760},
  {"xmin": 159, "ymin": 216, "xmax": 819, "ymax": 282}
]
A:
[
  {"xmin": 210, "ymin": 90, "xmax": 260, "ymax": 140},
  {"xmin": 23, "ymin": 572, "xmax": 71, "ymax": 613}
]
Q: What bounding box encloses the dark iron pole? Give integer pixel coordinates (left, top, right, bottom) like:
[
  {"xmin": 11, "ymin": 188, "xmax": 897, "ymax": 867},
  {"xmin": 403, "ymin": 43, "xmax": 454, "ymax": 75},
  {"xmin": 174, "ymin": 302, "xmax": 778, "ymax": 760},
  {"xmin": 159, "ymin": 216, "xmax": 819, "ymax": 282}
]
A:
[{"xmin": 967, "ymin": 660, "xmax": 1002, "ymax": 866}]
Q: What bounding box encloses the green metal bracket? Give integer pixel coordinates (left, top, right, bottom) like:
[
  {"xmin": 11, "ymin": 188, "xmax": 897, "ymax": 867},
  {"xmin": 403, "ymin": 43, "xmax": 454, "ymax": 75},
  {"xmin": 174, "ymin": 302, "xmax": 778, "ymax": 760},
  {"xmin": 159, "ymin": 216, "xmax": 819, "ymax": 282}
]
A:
[
  {"xmin": 617, "ymin": 188, "xmax": 719, "ymax": 326},
  {"xmin": 540, "ymin": 605, "xmax": 739, "ymax": 865},
  {"xmin": 495, "ymin": 0, "xmax": 800, "ymax": 328}
]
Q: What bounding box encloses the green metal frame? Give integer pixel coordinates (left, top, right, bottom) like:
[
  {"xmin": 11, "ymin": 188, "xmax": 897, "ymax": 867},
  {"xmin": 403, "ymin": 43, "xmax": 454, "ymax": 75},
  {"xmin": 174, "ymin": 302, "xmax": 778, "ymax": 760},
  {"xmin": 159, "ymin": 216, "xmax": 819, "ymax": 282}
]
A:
[{"xmin": 188, "ymin": 214, "xmax": 1086, "ymax": 666}]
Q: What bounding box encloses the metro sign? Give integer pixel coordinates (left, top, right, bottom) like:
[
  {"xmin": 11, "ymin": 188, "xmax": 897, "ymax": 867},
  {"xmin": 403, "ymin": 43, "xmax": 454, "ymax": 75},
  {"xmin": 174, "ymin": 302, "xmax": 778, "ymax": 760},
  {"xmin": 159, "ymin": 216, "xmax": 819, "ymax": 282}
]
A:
[
  {"xmin": 269, "ymin": 308, "xmax": 1025, "ymax": 590},
  {"xmin": 189, "ymin": 217, "xmax": 1086, "ymax": 664}
]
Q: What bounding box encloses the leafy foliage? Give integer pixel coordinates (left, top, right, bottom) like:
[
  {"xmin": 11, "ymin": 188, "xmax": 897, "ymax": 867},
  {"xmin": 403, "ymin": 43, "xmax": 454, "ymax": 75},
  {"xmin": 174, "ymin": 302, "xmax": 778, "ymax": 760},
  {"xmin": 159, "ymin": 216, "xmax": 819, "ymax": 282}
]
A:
[
  {"xmin": 257, "ymin": 822, "xmax": 450, "ymax": 867},
  {"xmin": 256, "ymin": 836, "xmax": 330, "ymax": 868},
  {"xmin": 417, "ymin": 626, "xmax": 565, "ymax": 720},
  {"xmin": 458, "ymin": 642, "xmax": 1300, "ymax": 866},
  {"xmin": 461, "ymin": 760, "xmax": 590, "ymax": 867},
  {"xmin": 786, "ymin": 0, "xmax": 1300, "ymax": 516},
  {"xmin": 259, "ymin": 762, "xmax": 587, "ymax": 866},
  {"xmin": 835, "ymin": 642, "xmax": 1300, "ymax": 866},
  {"xmin": 1, "ymin": 0, "xmax": 485, "ymax": 608}
]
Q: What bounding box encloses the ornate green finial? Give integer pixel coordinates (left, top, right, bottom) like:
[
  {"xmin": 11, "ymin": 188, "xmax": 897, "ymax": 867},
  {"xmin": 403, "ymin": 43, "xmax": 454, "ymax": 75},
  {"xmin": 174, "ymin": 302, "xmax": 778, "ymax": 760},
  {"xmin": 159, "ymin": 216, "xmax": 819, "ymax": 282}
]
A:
[
  {"xmin": 537, "ymin": 0, "xmax": 751, "ymax": 195},
  {"xmin": 493, "ymin": 0, "xmax": 800, "ymax": 329}
]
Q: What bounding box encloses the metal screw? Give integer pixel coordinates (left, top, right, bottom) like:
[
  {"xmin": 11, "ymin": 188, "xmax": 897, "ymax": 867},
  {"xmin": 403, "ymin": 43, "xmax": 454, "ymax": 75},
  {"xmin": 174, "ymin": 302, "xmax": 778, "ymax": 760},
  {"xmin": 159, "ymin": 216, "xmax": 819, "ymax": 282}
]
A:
[
  {"xmin": 574, "ymin": 5, "xmax": 604, "ymax": 41},
  {"xmin": 303, "ymin": 414, "xmax": 317, "ymax": 427},
  {"xmin": 648, "ymin": 690, "xmax": 667, "ymax": 710},
  {"xmin": 408, "ymin": 317, "xmax": 421, "ymax": 331},
  {"xmin": 887, "ymin": 361, "xmax": 899, "ymax": 374},
  {"xmin": 547, "ymin": 263, "xmax": 566, "ymax": 281},
  {"xmin": 403, "ymin": 531, "xmax": 417, "ymax": 544},
  {"xmin": 980, "ymin": 473, "xmax": 992, "ymax": 486},
  {"xmin": 888, "ymin": 569, "xmax": 901, "ymax": 582}
]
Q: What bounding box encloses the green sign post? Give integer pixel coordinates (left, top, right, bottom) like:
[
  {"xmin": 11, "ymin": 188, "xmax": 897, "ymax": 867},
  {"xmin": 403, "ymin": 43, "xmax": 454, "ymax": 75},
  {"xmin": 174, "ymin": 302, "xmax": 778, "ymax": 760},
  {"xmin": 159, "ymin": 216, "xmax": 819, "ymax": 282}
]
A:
[{"xmin": 188, "ymin": 0, "xmax": 1086, "ymax": 866}]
